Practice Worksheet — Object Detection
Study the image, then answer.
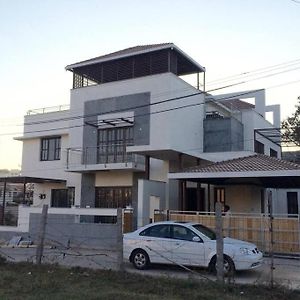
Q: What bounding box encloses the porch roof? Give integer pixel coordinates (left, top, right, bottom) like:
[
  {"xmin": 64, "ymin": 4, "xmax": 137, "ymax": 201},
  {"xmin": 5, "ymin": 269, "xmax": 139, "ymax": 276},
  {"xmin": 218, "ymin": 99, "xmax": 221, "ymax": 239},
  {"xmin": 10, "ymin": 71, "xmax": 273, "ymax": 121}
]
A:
[
  {"xmin": 168, "ymin": 154, "xmax": 300, "ymax": 188},
  {"xmin": 0, "ymin": 176, "xmax": 66, "ymax": 184}
]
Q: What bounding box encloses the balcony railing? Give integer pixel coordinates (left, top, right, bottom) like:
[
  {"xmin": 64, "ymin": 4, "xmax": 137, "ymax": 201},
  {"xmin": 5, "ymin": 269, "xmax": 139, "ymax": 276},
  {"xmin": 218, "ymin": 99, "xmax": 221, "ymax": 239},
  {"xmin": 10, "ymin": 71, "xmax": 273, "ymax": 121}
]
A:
[{"xmin": 65, "ymin": 145, "xmax": 145, "ymax": 171}]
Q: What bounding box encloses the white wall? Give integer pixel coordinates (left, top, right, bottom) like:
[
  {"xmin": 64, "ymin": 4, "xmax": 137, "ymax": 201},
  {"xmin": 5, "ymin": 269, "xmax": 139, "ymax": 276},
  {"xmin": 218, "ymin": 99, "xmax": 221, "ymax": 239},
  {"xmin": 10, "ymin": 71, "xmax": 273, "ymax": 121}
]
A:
[
  {"xmin": 69, "ymin": 73, "xmax": 205, "ymax": 154},
  {"xmin": 16, "ymin": 110, "xmax": 70, "ymax": 140},
  {"xmin": 226, "ymin": 185, "xmax": 262, "ymax": 213},
  {"xmin": 242, "ymin": 110, "xmax": 281, "ymax": 157},
  {"xmin": 272, "ymin": 189, "xmax": 300, "ymax": 215},
  {"xmin": 95, "ymin": 171, "xmax": 133, "ymax": 186},
  {"xmin": 20, "ymin": 135, "xmax": 68, "ymax": 179},
  {"xmin": 20, "ymin": 134, "xmax": 82, "ymax": 206},
  {"xmin": 32, "ymin": 182, "xmax": 66, "ymax": 207}
]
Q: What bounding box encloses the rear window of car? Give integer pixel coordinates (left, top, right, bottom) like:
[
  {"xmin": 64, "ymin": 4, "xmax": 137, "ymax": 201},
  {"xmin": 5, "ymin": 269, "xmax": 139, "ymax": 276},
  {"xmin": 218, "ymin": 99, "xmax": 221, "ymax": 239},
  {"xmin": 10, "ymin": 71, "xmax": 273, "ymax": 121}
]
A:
[{"xmin": 140, "ymin": 225, "xmax": 171, "ymax": 238}]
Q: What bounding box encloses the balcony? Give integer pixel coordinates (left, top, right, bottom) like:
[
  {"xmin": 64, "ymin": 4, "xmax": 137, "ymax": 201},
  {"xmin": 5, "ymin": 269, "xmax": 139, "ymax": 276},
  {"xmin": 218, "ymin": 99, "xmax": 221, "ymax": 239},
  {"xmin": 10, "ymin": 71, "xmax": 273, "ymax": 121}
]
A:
[{"xmin": 65, "ymin": 145, "xmax": 145, "ymax": 172}]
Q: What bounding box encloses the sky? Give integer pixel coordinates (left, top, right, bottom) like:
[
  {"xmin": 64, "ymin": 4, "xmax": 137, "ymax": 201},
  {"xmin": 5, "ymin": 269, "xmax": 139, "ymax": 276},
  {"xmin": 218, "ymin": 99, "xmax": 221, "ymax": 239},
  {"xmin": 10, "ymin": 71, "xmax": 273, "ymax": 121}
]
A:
[{"xmin": 0, "ymin": 0, "xmax": 300, "ymax": 169}]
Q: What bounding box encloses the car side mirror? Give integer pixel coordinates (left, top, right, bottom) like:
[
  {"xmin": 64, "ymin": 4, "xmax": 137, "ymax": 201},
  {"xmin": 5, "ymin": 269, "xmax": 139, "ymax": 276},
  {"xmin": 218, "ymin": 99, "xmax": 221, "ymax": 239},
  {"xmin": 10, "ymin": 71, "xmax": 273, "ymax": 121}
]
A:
[{"xmin": 192, "ymin": 236, "xmax": 201, "ymax": 242}]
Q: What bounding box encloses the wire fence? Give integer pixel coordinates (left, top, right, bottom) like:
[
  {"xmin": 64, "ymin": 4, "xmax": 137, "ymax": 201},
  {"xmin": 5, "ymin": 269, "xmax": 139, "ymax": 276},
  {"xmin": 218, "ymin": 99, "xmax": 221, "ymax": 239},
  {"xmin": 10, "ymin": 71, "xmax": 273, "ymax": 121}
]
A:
[{"xmin": 0, "ymin": 206, "xmax": 299, "ymax": 289}]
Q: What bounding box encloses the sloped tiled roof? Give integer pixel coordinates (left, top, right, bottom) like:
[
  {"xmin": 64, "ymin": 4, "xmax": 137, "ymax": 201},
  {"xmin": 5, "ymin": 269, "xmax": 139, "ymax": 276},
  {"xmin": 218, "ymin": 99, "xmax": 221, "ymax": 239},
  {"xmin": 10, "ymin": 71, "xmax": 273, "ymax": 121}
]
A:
[
  {"xmin": 184, "ymin": 154, "xmax": 300, "ymax": 173},
  {"xmin": 219, "ymin": 99, "xmax": 255, "ymax": 110}
]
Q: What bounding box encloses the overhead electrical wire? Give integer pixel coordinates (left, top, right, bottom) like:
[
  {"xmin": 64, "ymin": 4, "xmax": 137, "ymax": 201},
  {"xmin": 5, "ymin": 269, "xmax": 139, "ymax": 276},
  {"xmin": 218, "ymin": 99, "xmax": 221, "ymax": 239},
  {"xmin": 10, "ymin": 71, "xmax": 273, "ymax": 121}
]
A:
[
  {"xmin": 0, "ymin": 89, "xmax": 263, "ymax": 137},
  {"xmin": 207, "ymin": 58, "xmax": 300, "ymax": 85},
  {"xmin": 0, "ymin": 59, "xmax": 299, "ymax": 136},
  {"xmin": 1, "ymin": 74, "xmax": 300, "ymax": 138}
]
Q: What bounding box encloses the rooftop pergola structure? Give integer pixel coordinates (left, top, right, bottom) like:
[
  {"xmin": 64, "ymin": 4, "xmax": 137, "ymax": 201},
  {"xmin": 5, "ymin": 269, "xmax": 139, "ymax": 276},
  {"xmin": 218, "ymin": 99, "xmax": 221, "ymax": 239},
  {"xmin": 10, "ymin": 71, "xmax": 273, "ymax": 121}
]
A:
[{"xmin": 65, "ymin": 43, "xmax": 206, "ymax": 90}]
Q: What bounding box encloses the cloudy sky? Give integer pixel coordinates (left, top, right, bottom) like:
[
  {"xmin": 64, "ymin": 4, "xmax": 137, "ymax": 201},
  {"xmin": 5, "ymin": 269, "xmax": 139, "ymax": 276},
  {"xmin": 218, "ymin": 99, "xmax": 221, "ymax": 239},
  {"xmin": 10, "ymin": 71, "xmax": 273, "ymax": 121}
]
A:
[{"xmin": 0, "ymin": 0, "xmax": 300, "ymax": 169}]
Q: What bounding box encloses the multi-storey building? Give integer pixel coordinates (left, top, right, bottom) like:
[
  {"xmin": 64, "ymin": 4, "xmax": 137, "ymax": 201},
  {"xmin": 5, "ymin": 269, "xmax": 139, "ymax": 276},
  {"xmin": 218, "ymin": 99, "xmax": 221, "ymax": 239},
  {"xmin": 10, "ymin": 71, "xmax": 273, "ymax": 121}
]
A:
[{"xmin": 14, "ymin": 43, "xmax": 299, "ymax": 227}]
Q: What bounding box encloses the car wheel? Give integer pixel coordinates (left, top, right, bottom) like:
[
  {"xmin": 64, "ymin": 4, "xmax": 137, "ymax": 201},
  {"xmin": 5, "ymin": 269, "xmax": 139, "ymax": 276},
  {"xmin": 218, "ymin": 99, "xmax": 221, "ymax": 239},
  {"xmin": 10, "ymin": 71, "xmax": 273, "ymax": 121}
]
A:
[
  {"xmin": 210, "ymin": 255, "xmax": 235, "ymax": 276},
  {"xmin": 132, "ymin": 249, "xmax": 150, "ymax": 270}
]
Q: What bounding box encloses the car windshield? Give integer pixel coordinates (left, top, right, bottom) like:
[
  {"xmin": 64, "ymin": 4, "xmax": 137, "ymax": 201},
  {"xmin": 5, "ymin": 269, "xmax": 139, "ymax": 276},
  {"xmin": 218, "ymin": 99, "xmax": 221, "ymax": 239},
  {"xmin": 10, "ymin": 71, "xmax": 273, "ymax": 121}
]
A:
[{"xmin": 192, "ymin": 224, "xmax": 216, "ymax": 240}]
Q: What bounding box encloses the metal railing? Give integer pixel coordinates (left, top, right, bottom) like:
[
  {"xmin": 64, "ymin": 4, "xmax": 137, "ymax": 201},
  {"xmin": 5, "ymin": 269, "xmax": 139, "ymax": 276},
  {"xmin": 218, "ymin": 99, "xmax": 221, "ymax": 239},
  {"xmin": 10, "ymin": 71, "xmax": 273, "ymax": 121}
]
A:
[
  {"xmin": 66, "ymin": 145, "xmax": 145, "ymax": 169},
  {"xmin": 27, "ymin": 104, "xmax": 70, "ymax": 115}
]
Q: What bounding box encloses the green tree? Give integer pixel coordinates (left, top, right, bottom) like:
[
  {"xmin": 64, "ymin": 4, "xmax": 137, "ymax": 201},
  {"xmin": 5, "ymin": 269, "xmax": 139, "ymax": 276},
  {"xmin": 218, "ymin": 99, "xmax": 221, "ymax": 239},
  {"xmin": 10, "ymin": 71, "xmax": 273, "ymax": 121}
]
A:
[{"xmin": 281, "ymin": 98, "xmax": 300, "ymax": 146}]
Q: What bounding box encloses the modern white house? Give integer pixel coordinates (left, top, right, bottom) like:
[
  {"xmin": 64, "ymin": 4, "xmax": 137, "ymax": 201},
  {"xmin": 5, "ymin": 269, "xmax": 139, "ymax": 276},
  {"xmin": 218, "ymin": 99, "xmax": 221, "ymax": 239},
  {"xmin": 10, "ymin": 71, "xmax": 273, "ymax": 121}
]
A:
[{"xmin": 11, "ymin": 43, "xmax": 300, "ymax": 229}]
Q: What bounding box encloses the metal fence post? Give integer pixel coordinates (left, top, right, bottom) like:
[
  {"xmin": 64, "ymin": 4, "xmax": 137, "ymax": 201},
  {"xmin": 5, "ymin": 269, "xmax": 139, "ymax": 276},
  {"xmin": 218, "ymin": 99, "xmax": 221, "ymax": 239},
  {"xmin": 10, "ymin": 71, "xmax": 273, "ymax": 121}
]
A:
[
  {"xmin": 268, "ymin": 190, "xmax": 274, "ymax": 288},
  {"xmin": 215, "ymin": 202, "xmax": 224, "ymax": 282},
  {"xmin": 36, "ymin": 204, "xmax": 48, "ymax": 265}
]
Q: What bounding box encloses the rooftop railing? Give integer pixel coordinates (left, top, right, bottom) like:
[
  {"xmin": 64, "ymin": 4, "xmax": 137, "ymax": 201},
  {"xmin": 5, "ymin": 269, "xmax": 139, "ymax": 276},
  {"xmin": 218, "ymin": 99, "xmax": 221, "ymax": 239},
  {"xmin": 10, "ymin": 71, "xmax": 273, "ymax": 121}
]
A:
[{"xmin": 27, "ymin": 104, "xmax": 70, "ymax": 115}]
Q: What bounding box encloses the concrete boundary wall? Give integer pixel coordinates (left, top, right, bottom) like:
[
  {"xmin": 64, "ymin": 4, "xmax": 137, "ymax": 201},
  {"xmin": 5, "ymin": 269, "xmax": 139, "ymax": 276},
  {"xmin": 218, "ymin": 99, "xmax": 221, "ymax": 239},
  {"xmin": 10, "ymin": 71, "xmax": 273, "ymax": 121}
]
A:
[{"xmin": 29, "ymin": 213, "xmax": 119, "ymax": 249}]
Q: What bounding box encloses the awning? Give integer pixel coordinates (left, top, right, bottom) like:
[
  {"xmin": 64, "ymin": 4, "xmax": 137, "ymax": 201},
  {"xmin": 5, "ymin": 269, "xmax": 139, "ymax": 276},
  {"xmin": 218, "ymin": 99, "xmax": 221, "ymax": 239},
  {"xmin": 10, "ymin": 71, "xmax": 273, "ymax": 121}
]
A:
[
  {"xmin": 0, "ymin": 176, "xmax": 66, "ymax": 184},
  {"xmin": 168, "ymin": 154, "xmax": 300, "ymax": 188}
]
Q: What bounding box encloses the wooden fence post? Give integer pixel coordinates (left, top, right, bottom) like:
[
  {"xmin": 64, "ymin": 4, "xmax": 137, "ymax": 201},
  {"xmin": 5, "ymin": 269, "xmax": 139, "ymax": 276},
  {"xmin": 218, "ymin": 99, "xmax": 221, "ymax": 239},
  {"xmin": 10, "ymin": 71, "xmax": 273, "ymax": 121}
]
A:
[
  {"xmin": 36, "ymin": 204, "xmax": 48, "ymax": 265},
  {"xmin": 215, "ymin": 202, "xmax": 224, "ymax": 282},
  {"xmin": 267, "ymin": 191, "xmax": 274, "ymax": 288},
  {"xmin": 117, "ymin": 208, "xmax": 124, "ymax": 271}
]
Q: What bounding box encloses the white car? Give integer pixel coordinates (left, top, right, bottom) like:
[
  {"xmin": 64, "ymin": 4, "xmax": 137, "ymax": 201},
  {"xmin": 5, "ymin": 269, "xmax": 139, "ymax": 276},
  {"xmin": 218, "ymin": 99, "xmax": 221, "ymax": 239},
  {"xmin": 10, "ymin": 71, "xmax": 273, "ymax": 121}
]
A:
[{"xmin": 123, "ymin": 221, "xmax": 263, "ymax": 274}]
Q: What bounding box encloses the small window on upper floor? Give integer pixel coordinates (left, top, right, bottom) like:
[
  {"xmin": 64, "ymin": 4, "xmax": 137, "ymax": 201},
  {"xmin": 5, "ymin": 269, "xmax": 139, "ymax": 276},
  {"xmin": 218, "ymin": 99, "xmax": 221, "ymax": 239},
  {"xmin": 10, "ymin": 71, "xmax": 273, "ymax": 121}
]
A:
[
  {"xmin": 270, "ymin": 148, "xmax": 278, "ymax": 158},
  {"xmin": 40, "ymin": 136, "xmax": 61, "ymax": 161},
  {"xmin": 254, "ymin": 140, "xmax": 264, "ymax": 154}
]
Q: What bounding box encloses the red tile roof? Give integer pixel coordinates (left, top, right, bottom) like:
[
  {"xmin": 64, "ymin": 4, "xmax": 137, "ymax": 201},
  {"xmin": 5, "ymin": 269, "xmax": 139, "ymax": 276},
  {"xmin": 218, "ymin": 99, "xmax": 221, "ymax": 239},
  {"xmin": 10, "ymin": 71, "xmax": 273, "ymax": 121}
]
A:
[{"xmin": 184, "ymin": 154, "xmax": 300, "ymax": 173}]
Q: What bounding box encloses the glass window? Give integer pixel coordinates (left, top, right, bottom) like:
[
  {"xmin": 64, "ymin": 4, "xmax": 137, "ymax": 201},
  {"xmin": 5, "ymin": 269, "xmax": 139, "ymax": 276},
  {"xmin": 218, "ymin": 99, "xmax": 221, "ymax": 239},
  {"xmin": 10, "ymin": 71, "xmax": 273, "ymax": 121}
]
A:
[
  {"xmin": 51, "ymin": 187, "xmax": 75, "ymax": 208},
  {"xmin": 41, "ymin": 137, "xmax": 61, "ymax": 161},
  {"xmin": 97, "ymin": 127, "xmax": 133, "ymax": 163},
  {"xmin": 95, "ymin": 187, "xmax": 132, "ymax": 208},
  {"xmin": 287, "ymin": 192, "xmax": 299, "ymax": 216},
  {"xmin": 172, "ymin": 225, "xmax": 198, "ymax": 241},
  {"xmin": 254, "ymin": 140, "xmax": 264, "ymax": 154},
  {"xmin": 140, "ymin": 225, "xmax": 171, "ymax": 238},
  {"xmin": 270, "ymin": 148, "xmax": 278, "ymax": 158},
  {"xmin": 192, "ymin": 224, "xmax": 216, "ymax": 240}
]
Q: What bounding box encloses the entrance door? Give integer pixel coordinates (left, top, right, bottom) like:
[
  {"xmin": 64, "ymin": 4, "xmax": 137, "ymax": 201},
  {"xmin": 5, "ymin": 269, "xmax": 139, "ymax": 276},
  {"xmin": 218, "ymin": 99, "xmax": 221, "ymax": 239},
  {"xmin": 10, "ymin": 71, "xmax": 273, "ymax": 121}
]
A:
[{"xmin": 186, "ymin": 187, "xmax": 205, "ymax": 211}]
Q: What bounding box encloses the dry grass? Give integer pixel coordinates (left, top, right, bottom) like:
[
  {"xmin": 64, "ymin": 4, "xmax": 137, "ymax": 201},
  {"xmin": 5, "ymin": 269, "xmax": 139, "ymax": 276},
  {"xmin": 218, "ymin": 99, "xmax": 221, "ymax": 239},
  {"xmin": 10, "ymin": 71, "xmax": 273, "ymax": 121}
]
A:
[{"xmin": 0, "ymin": 262, "xmax": 299, "ymax": 300}]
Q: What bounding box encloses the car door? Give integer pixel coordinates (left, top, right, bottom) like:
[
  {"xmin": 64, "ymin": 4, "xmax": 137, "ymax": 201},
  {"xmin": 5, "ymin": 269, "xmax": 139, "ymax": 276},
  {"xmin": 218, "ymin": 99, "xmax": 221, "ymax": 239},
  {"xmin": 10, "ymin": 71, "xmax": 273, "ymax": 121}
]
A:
[
  {"xmin": 169, "ymin": 225, "xmax": 206, "ymax": 266},
  {"xmin": 138, "ymin": 224, "xmax": 173, "ymax": 264}
]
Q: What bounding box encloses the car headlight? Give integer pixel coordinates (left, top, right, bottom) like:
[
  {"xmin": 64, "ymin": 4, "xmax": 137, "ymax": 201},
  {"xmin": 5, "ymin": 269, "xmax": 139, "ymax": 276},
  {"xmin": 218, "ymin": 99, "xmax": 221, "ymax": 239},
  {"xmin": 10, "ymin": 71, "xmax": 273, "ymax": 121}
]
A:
[{"xmin": 240, "ymin": 247, "xmax": 251, "ymax": 255}]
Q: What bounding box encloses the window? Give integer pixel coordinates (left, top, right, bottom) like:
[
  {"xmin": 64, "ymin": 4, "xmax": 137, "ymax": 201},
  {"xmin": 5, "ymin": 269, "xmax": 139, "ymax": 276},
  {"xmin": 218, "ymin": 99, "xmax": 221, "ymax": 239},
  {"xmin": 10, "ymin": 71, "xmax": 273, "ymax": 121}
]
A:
[
  {"xmin": 51, "ymin": 187, "xmax": 75, "ymax": 208},
  {"xmin": 140, "ymin": 225, "xmax": 171, "ymax": 238},
  {"xmin": 172, "ymin": 225, "xmax": 198, "ymax": 241},
  {"xmin": 192, "ymin": 224, "xmax": 216, "ymax": 240},
  {"xmin": 287, "ymin": 192, "xmax": 299, "ymax": 216},
  {"xmin": 254, "ymin": 140, "xmax": 264, "ymax": 154},
  {"xmin": 41, "ymin": 137, "xmax": 61, "ymax": 161},
  {"xmin": 270, "ymin": 148, "xmax": 278, "ymax": 158},
  {"xmin": 95, "ymin": 187, "xmax": 132, "ymax": 208},
  {"xmin": 97, "ymin": 127, "xmax": 133, "ymax": 163}
]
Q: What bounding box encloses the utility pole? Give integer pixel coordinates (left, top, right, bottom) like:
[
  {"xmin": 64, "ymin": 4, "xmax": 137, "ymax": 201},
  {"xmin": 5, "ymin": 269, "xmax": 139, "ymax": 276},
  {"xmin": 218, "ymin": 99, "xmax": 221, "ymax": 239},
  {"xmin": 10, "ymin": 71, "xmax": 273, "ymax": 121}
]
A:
[
  {"xmin": 36, "ymin": 204, "xmax": 48, "ymax": 265},
  {"xmin": 215, "ymin": 202, "xmax": 224, "ymax": 282}
]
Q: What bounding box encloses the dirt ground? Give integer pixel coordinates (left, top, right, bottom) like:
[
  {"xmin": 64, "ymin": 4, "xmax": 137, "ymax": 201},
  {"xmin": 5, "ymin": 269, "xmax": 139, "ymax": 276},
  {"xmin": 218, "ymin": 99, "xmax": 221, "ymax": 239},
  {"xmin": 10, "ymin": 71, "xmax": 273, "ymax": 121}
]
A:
[{"xmin": 1, "ymin": 246, "xmax": 299, "ymax": 289}]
